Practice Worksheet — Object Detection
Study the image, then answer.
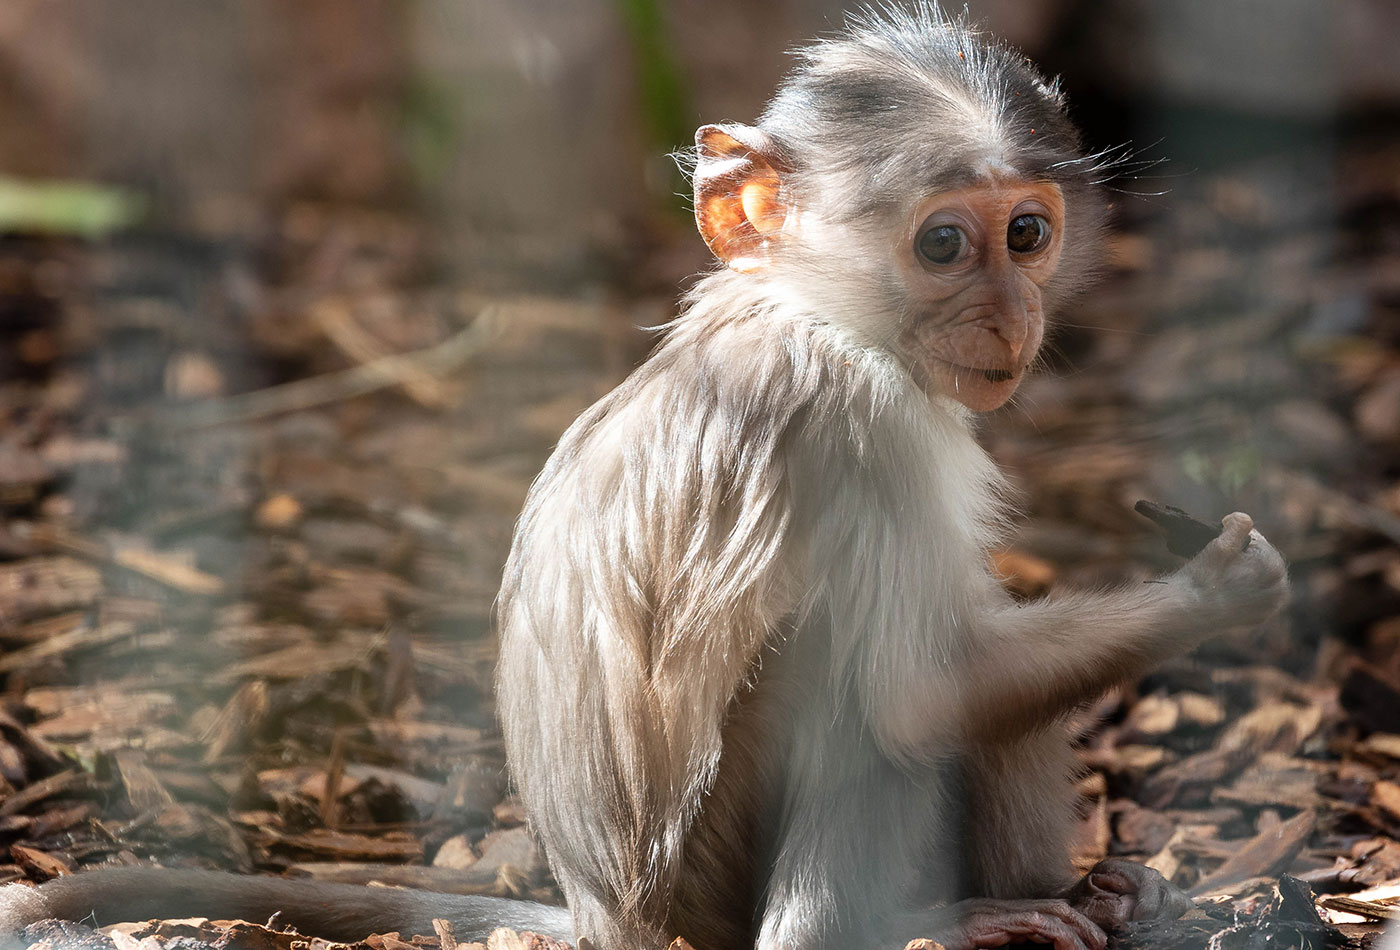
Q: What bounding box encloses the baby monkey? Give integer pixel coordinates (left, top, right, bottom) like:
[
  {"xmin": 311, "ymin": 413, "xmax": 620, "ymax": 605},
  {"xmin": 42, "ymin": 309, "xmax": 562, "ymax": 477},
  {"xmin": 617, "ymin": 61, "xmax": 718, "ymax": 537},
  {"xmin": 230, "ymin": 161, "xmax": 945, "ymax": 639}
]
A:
[{"xmin": 0, "ymin": 6, "xmax": 1287, "ymax": 950}]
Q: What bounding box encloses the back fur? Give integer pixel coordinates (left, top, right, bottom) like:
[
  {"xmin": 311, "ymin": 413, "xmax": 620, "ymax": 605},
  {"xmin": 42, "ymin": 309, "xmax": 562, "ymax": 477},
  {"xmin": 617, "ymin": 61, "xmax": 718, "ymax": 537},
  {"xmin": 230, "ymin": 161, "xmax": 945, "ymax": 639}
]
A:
[
  {"xmin": 500, "ymin": 6, "xmax": 1098, "ymax": 949},
  {"xmin": 498, "ymin": 269, "xmax": 1011, "ymax": 948}
]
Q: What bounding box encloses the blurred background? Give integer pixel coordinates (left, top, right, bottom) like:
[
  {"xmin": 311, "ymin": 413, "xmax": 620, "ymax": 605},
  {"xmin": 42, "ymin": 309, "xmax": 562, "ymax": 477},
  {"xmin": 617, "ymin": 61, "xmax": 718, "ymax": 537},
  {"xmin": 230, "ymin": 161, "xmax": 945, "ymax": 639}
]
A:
[
  {"xmin": 2, "ymin": 0, "xmax": 1400, "ymax": 941},
  {"xmin": 2, "ymin": 0, "xmax": 1399, "ymax": 271}
]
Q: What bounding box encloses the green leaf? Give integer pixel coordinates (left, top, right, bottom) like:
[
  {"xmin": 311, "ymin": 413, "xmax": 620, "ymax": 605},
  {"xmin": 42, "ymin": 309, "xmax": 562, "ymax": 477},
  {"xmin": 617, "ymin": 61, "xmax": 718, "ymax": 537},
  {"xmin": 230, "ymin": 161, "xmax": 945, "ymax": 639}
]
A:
[{"xmin": 0, "ymin": 176, "xmax": 144, "ymax": 238}]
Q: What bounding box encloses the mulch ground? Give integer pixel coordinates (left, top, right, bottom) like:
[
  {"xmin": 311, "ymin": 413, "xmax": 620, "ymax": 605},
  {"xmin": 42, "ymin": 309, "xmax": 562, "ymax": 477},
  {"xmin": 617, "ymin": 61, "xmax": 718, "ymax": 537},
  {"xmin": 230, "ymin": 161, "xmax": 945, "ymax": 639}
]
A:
[{"xmin": 3, "ymin": 139, "xmax": 1400, "ymax": 950}]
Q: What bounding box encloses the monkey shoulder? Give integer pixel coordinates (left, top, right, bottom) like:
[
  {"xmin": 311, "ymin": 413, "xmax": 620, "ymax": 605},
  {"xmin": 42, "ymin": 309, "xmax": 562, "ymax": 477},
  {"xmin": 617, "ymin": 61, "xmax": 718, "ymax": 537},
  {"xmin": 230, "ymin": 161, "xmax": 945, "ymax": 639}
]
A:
[{"xmin": 553, "ymin": 318, "xmax": 859, "ymax": 456}]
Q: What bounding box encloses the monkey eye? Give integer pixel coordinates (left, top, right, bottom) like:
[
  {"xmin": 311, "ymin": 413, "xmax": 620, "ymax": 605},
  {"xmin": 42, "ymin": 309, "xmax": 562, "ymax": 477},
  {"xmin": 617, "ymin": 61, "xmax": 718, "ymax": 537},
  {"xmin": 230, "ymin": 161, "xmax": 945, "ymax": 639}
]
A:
[
  {"xmin": 1007, "ymin": 214, "xmax": 1051, "ymax": 255},
  {"xmin": 916, "ymin": 224, "xmax": 968, "ymax": 266}
]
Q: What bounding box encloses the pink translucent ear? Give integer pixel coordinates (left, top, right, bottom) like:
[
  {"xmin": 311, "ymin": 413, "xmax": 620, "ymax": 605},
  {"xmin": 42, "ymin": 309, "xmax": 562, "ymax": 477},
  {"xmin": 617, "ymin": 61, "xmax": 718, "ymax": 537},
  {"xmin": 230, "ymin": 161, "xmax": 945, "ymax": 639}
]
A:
[{"xmin": 693, "ymin": 124, "xmax": 792, "ymax": 273}]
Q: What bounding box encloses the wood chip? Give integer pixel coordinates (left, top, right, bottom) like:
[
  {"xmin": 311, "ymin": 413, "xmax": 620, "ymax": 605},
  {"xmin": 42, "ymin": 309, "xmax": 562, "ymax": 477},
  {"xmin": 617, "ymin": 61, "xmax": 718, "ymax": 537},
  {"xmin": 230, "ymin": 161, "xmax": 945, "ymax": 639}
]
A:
[
  {"xmin": 1317, "ymin": 894, "xmax": 1400, "ymax": 921},
  {"xmin": 1189, "ymin": 809, "xmax": 1316, "ymax": 896},
  {"xmin": 1372, "ymin": 780, "xmax": 1400, "ymax": 823},
  {"xmin": 254, "ymin": 492, "xmax": 303, "ymax": 530},
  {"xmin": 113, "ymin": 749, "xmax": 176, "ymax": 813},
  {"xmin": 1356, "ymin": 732, "xmax": 1400, "ymax": 760},
  {"xmin": 27, "ymin": 687, "xmax": 178, "ymax": 741},
  {"xmin": 484, "ymin": 930, "xmax": 571, "ymax": 950},
  {"xmin": 0, "ymin": 620, "xmax": 138, "ymax": 674},
  {"xmin": 434, "ymin": 918, "xmax": 460, "ymax": 950},
  {"xmin": 0, "ymin": 769, "xmax": 99, "ymax": 816},
  {"xmin": 264, "ymin": 828, "xmax": 424, "ymax": 862},
  {"xmin": 0, "ymin": 556, "xmax": 103, "ymax": 625},
  {"xmin": 11, "ymin": 844, "xmax": 73, "ymax": 880},
  {"xmin": 989, "ymin": 547, "xmax": 1056, "ymax": 598},
  {"xmin": 111, "ymin": 544, "xmax": 225, "ymax": 596}
]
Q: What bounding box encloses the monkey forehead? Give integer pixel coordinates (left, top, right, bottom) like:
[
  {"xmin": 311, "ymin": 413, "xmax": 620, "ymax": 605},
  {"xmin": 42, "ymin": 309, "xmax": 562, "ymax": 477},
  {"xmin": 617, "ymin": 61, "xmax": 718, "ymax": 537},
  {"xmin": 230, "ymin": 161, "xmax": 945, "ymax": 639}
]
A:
[
  {"xmin": 908, "ymin": 176, "xmax": 1065, "ymax": 226},
  {"xmin": 754, "ymin": 10, "xmax": 1088, "ymax": 222}
]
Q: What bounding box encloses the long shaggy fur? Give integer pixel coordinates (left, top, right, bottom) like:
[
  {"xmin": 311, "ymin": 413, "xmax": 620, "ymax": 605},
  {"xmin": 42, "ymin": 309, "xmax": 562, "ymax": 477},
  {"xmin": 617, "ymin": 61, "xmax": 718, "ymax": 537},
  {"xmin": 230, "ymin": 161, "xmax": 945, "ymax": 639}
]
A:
[{"xmin": 498, "ymin": 5, "xmax": 1104, "ymax": 950}]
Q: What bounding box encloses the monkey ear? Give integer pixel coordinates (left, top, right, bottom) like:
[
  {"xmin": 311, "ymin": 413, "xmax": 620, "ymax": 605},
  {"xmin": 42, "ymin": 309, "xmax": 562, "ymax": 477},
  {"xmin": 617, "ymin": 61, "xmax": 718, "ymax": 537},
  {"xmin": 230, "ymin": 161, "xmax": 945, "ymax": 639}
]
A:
[{"xmin": 693, "ymin": 124, "xmax": 792, "ymax": 273}]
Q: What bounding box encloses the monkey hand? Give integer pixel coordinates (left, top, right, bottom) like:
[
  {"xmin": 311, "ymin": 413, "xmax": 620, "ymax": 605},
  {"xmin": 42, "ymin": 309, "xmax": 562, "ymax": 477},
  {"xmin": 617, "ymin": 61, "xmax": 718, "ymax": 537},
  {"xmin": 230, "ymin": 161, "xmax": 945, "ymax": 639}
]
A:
[
  {"xmin": 941, "ymin": 898, "xmax": 1107, "ymax": 950},
  {"xmin": 1176, "ymin": 512, "xmax": 1288, "ymax": 629},
  {"xmin": 1066, "ymin": 859, "xmax": 1192, "ymax": 930}
]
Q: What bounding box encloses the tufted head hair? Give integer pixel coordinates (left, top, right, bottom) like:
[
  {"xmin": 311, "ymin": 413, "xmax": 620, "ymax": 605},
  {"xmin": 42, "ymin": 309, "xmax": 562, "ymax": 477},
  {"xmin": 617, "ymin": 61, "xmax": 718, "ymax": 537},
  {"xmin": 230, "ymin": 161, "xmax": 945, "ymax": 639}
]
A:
[{"xmin": 758, "ymin": 4, "xmax": 1088, "ymax": 220}]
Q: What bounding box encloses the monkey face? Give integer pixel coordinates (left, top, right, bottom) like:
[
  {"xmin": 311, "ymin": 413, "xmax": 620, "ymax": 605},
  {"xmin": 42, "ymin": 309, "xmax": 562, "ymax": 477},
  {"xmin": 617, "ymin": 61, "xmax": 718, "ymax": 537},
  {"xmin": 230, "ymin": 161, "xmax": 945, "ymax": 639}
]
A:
[{"xmin": 895, "ymin": 177, "xmax": 1065, "ymax": 411}]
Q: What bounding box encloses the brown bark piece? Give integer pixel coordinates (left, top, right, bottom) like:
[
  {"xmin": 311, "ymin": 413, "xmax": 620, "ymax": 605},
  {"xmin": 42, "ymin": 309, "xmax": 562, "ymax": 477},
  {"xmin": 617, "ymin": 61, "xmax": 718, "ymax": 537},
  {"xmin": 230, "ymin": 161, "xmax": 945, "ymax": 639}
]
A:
[
  {"xmin": 0, "ymin": 620, "xmax": 140, "ymax": 675},
  {"xmin": 0, "ymin": 769, "xmax": 99, "ymax": 817},
  {"xmin": 0, "ymin": 556, "xmax": 102, "ymax": 624},
  {"xmin": 484, "ymin": 930, "xmax": 571, "ymax": 950},
  {"xmin": 433, "ymin": 918, "xmax": 460, "ymax": 950},
  {"xmin": 11, "ymin": 844, "xmax": 73, "ymax": 880},
  {"xmin": 109, "ymin": 544, "xmax": 225, "ymax": 596},
  {"xmin": 1371, "ymin": 779, "xmax": 1400, "ymax": 823},
  {"xmin": 1189, "ymin": 810, "xmax": 1316, "ymax": 896},
  {"xmin": 265, "ymin": 828, "xmax": 424, "ymax": 862},
  {"xmin": 990, "ymin": 546, "xmax": 1056, "ymax": 598},
  {"xmin": 1134, "ymin": 500, "xmax": 1222, "ymax": 558}
]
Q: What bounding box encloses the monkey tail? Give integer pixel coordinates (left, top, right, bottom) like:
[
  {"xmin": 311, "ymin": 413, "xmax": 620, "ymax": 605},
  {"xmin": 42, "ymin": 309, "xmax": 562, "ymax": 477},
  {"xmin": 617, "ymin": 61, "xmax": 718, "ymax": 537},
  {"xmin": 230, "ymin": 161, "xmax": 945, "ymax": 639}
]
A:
[{"xmin": 0, "ymin": 868, "xmax": 574, "ymax": 945}]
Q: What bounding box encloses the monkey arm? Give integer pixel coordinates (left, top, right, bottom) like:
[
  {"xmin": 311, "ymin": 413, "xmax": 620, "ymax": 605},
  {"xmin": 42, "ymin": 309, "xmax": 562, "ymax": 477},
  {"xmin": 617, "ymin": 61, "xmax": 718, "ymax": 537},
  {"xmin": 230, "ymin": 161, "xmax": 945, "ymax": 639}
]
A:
[
  {"xmin": 956, "ymin": 513, "xmax": 1287, "ymax": 743},
  {"xmin": 849, "ymin": 512, "xmax": 1286, "ymax": 759},
  {"xmin": 961, "ymin": 575, "xmax": 1204, "ymax": 740}
]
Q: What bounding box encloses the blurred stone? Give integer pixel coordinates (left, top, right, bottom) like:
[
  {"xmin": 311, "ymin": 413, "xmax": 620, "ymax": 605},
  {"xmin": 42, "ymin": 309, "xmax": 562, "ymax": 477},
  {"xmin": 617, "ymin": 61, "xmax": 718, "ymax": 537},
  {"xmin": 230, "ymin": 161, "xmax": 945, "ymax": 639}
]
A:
[
  {"xmin": 255, "ymin": 492, "xmax": 303, "ymax": 531},
  {"xmin": 1355, "ymin": 372, "xmax": 1400, "ymax": 444},
  {"xmin": 432, "ymin": 832, "xmax": 479, "ymax": 870},
  {"xmin": 164, "ymin": 350, "xmax": 225, "ymax": 400}
]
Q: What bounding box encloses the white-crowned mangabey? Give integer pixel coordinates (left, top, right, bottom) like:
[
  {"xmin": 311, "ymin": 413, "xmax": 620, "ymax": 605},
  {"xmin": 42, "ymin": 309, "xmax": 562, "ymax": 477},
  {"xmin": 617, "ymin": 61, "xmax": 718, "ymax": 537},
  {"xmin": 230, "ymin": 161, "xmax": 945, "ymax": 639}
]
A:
[{"xmin": 0, "ymin": 7, "xmax": 1287, "ymax": 950}]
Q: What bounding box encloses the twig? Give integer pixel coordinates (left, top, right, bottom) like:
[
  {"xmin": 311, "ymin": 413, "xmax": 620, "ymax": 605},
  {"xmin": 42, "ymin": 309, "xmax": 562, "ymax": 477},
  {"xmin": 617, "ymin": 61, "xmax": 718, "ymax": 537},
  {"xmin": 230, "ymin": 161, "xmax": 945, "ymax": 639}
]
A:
[
  {"xmin": 313, "ymin": 296, "xmax": 457, "ymax": 408},
  {"xmin": 135, "ymin": 310, "xmax": 498, "ymax": 432}
]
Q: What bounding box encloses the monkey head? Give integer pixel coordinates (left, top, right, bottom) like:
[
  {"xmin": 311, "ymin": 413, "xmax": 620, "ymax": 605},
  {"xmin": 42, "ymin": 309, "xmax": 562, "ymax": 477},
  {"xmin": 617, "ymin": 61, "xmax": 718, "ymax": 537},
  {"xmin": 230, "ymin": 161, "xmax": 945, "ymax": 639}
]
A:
[
  {"xmin": 689, "ymin": 11, "xmax": 1105, "ymax": 413},
  {"xmin": 892, "ymin": 176, "xmax": 1064, "ymax": 411}
]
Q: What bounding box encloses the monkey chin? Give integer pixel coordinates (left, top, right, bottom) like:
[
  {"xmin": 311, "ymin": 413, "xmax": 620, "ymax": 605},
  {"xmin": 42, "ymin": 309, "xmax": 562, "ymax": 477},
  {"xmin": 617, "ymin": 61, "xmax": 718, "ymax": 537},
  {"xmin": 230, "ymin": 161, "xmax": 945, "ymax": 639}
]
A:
[{"xmin": 926, "ymin": 360, "xmax": 1023, "ymax": 412}]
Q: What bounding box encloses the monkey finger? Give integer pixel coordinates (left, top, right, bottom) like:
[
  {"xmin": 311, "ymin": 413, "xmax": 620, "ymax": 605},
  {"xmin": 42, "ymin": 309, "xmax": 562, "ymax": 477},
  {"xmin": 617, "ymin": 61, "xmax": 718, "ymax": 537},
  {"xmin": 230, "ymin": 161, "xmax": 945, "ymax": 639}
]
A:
[
  {"xmin": 1190, "ymin": 514, "xmax": 1252, "ymax": 573},
  {"xmin": 1023, "ymin": 903, "xmax": 1108, "ymax": 950},
  {"xmin": 1140, "ymin": 884, "xmax": 1194, "ymax": 921},
  {"xmin": 1126, "ymin": 880, "xmax": 1185, "ymax": 923},
  {"xmin": 1215, "ymin": 512, "xmax": 1253, "ymax": 552},
  {"xmin": 1245, "ymin": 529, "xmax": 1285, "ymax": 564},
  {"xmin": 1131, "ymin": 883, "xmax": 1164, "ymax": 921},
  {"xmin": 1069, "ymin": 859, "xmax": 1194, "ymax": 928},
  {"xmin": 961, "ymin": 913, "xmax": 1100, "ymax": 950},
  {"xmin": 1016, "ymin": 911, "xmax": 1105, "ymax": 950}
]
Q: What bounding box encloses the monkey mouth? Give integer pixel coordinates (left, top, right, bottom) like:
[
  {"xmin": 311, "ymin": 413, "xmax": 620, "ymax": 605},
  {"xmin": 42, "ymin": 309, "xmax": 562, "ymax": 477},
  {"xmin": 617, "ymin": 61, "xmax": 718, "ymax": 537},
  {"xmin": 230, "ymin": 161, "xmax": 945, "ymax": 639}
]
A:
[
  {"xmin": 924, "ymin": 360, "xmax": 1025, "ymax": 412},
  {"xmin": 946, "ymin": 362, "xmax": 1020, "ymax": 383}
]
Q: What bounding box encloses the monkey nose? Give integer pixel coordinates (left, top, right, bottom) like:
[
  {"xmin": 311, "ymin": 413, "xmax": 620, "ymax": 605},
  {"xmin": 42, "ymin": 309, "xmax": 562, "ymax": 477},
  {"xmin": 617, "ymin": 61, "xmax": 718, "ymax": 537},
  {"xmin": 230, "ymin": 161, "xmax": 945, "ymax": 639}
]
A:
[{"xmin": 990, "ymin": 316, "xmax": 1029, "ymax": 363}]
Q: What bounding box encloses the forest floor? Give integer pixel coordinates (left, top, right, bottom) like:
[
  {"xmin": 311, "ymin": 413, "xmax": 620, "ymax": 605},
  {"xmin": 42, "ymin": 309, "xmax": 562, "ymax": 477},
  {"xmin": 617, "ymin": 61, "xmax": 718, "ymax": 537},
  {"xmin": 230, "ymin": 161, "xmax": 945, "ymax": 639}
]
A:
[{"xmin": 3, "ymin": 137, "xmax": 1400, "ymax": 950}]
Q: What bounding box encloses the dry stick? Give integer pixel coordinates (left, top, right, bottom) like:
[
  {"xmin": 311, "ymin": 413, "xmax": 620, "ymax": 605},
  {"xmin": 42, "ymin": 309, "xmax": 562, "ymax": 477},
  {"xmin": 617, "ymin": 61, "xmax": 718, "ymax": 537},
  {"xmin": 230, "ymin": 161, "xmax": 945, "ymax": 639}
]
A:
[
  {"xmin": 1316, "ymin": 896, "xmax": 1400, "ymax": 922},
  {"xmin": 433, "ymin": 918, "xmax": 460, "ymax": 950},
  {"xmin": 141, "ymin": 310, "xmax": 499, "ymax": 432},
  {"xmin": 313, "ymin": 297, "xmax": 457, "ymax": 408},
  {"xmin": 25, "ymin": 524, "xmax": 225, "ymax": 596},
  {"xmin": 1187, "ymin": 809, "xmax": 1316, "ymax": 897}
]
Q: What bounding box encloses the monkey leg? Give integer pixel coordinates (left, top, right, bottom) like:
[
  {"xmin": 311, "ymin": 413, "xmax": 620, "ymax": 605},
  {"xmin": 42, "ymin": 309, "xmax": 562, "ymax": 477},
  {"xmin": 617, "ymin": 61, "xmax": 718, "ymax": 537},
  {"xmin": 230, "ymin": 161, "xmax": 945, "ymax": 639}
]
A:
[
  {"xmin": 1065, "ymin": 859, "xmax": 1192, "ymax": 930},
  {"xmin": 941, "ymin": 898, "xmax": 1108, "ymax": 950}
]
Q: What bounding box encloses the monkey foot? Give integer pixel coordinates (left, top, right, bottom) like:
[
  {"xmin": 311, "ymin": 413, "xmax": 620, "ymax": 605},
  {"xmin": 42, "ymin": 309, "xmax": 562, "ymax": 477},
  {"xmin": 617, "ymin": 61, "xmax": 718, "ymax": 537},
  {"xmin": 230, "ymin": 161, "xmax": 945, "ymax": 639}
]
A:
[
  {"xmin": 943, "ymin": 898, "xmax": 1107, "ymax": 950},
  {"xmin": 1067, "ymin": 859, "xmax": 1193, "ymax": 930}
]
